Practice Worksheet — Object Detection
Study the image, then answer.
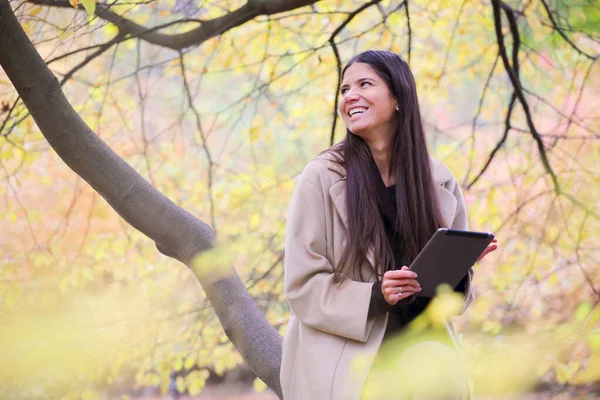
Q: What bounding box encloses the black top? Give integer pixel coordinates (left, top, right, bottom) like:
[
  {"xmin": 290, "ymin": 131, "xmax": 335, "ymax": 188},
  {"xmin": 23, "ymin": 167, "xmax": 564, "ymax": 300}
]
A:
[{"xmin": 366, "ymin": 160, "xmax": 467, "ymax": 340}]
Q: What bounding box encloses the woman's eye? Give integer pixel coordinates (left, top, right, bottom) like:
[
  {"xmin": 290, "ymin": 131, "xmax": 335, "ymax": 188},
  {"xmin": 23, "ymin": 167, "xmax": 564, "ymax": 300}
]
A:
[
  {"xmin": 361, "ymin": 81, "xmax": 371, "ymax": 87},
  {"xmin": 340, "ymin": 88, "xmax": 348, "ymax": 95}
]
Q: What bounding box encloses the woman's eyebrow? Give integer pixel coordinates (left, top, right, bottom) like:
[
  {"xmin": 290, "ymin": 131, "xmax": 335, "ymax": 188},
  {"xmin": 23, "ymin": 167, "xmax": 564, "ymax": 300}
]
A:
[{"xmin": 340, "ymin": 77, "xmax": 375, "ymax": 89}]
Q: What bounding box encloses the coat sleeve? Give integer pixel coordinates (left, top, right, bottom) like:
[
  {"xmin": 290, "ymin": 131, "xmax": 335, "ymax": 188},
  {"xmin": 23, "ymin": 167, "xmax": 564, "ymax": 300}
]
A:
[
  {"xmin": 445, "ymin": 178, "xmax": 475, "ymax": 313},
  {"xmin": 284, "ymin": 169, "xmax": 375, "ymax": 343}
]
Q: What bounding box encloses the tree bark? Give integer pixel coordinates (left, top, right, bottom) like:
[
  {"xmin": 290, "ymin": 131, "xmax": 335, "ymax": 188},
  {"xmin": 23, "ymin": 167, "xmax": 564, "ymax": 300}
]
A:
[{"xmin": 0, "ymin": 0, "xmax": 283, "ymax": 396}]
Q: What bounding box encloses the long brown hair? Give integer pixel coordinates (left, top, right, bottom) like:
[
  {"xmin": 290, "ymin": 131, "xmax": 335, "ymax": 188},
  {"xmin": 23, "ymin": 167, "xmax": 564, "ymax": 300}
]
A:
[{"xmin": 330, "ymin": 50, "xmax": 445, "ymax": 283}]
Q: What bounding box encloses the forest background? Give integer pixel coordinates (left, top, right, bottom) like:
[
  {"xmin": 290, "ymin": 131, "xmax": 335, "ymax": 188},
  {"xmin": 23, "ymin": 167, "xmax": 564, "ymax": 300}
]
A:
[{"xmin": 0, "ymin": 0, "xmax": 599, "ymax": 399}]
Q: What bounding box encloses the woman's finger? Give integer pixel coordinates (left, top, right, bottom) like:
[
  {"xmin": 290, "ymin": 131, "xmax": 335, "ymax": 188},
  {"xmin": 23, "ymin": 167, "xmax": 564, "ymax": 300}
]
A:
[
  {"xmin": 382, "ymin": 278, "xmax": 420, "ymax": 290},
  {"xmin": 383, "ymin": 268, "xmax": 417, "ymax": 280},
  {"xmin": 385, "ymin": 284, "xmax": 420, "ymax": 295},
  {"xmin": 383, "ymin": 286, "xmax": 420, "ymax": 305},
  {"xmin": 477, "ymin": 243, "xmax": 498, "ymax": 262}
]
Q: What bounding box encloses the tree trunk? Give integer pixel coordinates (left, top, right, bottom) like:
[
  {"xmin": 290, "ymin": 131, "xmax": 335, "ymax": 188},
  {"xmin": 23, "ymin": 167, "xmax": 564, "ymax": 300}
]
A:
[{"xmin": 0, "ymin": 0, "xmax": 283, "ymax": 397}]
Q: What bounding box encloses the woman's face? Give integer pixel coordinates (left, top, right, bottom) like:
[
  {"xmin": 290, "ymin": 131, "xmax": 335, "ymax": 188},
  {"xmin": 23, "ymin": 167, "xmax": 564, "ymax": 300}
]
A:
[{"xmin": 338, "ymin": 62, "xmax": 398, "ymax": 141}]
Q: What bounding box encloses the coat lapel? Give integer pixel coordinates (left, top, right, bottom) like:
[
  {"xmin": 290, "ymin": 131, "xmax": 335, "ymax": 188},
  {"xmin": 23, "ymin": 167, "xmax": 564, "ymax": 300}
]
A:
[
  {"xmin": 329, "ymin": 180, "xmax": 377, "ymax": 274},
  {"xmin": 329, "ymin": 179, "xmax": 348, "ymax": 229},
  {"xmin": 434, "ymin": 185, "xmax": 457, "ymax": 228}
]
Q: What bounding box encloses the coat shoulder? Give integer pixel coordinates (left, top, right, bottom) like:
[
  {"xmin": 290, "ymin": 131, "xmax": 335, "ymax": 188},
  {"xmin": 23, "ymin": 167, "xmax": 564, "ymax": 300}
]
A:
[
  {"xmin": 429, "ymin": 156, "xmax": 455, "ymax": 186},
  {"xmin": 301, "ymin": 157, "xmax": 330, "ymax": 180},
  {"xmin": 300, "ymin": 153, "xmax": 345, "ymax": 187}
]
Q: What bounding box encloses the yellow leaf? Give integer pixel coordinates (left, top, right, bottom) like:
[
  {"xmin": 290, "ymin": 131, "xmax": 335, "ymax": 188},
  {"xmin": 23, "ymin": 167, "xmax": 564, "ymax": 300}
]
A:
[
  {"xmin": 425, "ymin": 286, "xmax": 463, "ymax": 328},
  {"xmin": 160, "ymin": 372, "xmax": 170, "ymax": 394},
  {"xmin": 183, "ymin": 353, "xmax": 196, "ymax": 370},
  {"xmin": 29, "ymin": 6, "xmax": 42, "ymax": 16},
  {"xmin": 174, "ymin": 357, "xmax": 183, "ymax": 372},
  {"xmin": 81, "ymin": 389, "xmax": 99, "ymax": 400},
  {"xmin": 176, "ymin": 376, "xmax": 185, "ymax": 393},
  {"xmin": 81, "ymin": 0, "xmax": 95, "ymax": 15},
  {"xmin": 249, "ymin": 213, "xmax": 261, "ymax": 229},
  {"xmin": 482, "ymin": 320, "xmax": 503, "ymax": 335},
  {"xmin": 104, "ymin": 23, "xmax": 119, "ymax": 39},
  {"xmin": 575, "ymin": 301, "xmax": 592, "ymax": 322},
  {"xmin": 253, "ymin": 377, "xmax": 267, "ymax": 393},
  {"xmin": 572, "ymin": 353, "xmax": 600, "ymax": 384},
  {"xmin": 69, "ymin": 0, "xmax": 79, "ymax": 8},
  {"xmin": 249, "ymin": 126, "xmax": 260, "ymax": 142},
  {"xmin": 587, "ymin": 332, "xmax": 600, "ymax": 351},
  {"xmin": 555, "ymin": 363, "xmax": 572, "ymax": 384},
  {"xmin": 81, "ymin": 266, "xmax": 94, "ymax": 281},
  {"xmin": 186, "ymin": 369, "xmax": 208, "ymax": 396}
]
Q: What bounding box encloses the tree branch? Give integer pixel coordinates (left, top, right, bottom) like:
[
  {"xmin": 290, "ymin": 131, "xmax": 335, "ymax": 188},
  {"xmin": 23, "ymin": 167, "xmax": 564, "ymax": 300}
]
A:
[
  {"xmin": 0, "ymin": 1, "xmax": 283, "ymax": 396},
  {"xmin": 467, "ymin": 92, "xmax": 516, "ymax": 189},
  {"xmin": 328, "ymin": 0, "xmax": 383, "ymax": 146},
  {"xmin": 404, "ymin": 0, "xmax": 411, "ymax": 64},
  {"xmin": 491, "ymin": 0, "xmax": 560, "ymax": 193},
  {"xmin": 329, "ymin": 41, "xmax": 341, "ymax": 147},
  {"xmin": 463, "ymin": 53, "xmax": 499, "ymax": 185},
  {"xmin": 28, "ymin": 0, "xmax": 319, "ymax": 51},
  {"xmin": 437, "ymin": 0, "xmax": 467, "ymax": 83},
  {"xmin": 58, "ymin": 32, "xmax": 125, "ymax": 84},
  {"xmin": 178, "ymin": 51, "xmax": 217, "ymax": 231}
]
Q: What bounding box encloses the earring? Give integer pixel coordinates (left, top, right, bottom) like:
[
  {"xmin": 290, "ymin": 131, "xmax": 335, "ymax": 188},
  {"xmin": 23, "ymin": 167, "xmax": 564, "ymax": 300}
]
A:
[{"xmin": 395, "ymin": 106, "xmax": 399, "ymax": 111}]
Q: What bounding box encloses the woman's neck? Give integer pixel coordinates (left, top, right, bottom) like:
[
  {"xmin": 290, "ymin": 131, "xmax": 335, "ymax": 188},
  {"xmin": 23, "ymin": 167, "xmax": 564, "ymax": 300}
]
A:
[{"xmin": 365, "ymin": 138, "xmax": 394, "ymax": 186}]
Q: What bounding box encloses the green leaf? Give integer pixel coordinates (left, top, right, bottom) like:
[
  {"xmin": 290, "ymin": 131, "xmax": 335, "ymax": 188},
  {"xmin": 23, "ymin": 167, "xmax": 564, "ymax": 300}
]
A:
[{"xmin": 81, "ymin": 0, "xmax": 95, "ymax": 16}]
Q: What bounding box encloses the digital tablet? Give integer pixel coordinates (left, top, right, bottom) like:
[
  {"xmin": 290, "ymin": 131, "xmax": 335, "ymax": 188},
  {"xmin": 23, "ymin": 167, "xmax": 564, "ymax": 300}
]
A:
[{"xmin": 408, "ymin": 228, "xmax": 495, "ymax": 297}]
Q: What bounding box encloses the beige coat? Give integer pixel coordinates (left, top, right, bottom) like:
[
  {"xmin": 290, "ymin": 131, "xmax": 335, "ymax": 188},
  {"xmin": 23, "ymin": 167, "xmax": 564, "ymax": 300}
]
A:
[{"xmin": 280, "ymin": 151, "xmax": 474, "ymax": 400}]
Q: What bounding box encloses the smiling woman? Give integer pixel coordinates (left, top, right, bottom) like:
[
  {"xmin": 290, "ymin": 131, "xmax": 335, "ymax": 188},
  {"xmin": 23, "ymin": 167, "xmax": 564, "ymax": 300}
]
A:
[{"xmin": 279, "ymin": 50, "xmax": 497, "ymax": 399}]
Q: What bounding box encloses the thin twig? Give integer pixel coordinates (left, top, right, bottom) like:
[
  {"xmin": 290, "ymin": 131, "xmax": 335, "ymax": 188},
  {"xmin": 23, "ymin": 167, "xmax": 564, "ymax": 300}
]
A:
[
  {"xmin": 327, "ymin": 0, "xmax": 384, "ymax": 146},
  {"xmin": 539, "ymin": 0, "xmax": 596, "ymax": 60},
  {"xmin": 178, "ymin": 52, "xmax": 216, "ymax": 231}
]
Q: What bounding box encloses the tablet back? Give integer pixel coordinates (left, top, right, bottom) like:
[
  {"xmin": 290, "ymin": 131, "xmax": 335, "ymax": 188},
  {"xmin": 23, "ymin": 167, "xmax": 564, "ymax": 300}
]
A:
[{"xmin": 409, "ymin": 228, "xmax": 494, "ymax": 297}]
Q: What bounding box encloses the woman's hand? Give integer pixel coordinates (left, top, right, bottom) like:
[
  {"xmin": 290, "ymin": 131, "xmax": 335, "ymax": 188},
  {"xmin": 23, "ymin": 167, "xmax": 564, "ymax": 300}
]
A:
[
  {"xmin": 476, "ymin": 238, "xmax": 498, "ymax": 262},
  {"xmin": 381, "ymin": 266, "xmax": 421, "ymax": 305}
]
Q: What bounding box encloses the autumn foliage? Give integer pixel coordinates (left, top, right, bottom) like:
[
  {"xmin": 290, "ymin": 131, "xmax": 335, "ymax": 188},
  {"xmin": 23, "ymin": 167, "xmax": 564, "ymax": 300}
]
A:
[{"xmin": 1, "ymin": 0, "xmax": 599, "ymax": 398}]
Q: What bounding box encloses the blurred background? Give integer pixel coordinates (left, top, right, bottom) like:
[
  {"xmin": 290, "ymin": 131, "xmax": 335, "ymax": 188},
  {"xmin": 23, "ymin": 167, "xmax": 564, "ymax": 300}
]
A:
[{"xmin": 1, "ymin": 0, "xmax": 598, "ymax": 398}]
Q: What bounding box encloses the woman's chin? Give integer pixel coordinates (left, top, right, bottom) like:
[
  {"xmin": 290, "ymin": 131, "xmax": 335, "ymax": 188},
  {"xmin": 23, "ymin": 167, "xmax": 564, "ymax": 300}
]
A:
[{"xmin": 348, "ymin": 125, "xmax": 373, "ymax": 140}]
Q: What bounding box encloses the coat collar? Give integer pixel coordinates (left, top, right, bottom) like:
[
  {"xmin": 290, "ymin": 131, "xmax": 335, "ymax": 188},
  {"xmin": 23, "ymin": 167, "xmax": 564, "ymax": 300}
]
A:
[
  {"xmin": 315, "ymin": 149, "xmax": 455, "ymax": 186},
  {"xmin": 318, "ymin": 150, "xmax": 458, "ymax": 231}
]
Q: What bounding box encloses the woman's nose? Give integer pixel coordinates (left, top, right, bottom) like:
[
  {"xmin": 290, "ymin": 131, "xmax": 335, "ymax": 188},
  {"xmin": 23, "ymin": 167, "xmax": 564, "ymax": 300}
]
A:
[
  {"xmin": 343, "ymin": 90, "xmax": 359, "ymax": 101},
  {"xmin": 341, "ymin": 92, "xmax": 359, "ymax": 108}
]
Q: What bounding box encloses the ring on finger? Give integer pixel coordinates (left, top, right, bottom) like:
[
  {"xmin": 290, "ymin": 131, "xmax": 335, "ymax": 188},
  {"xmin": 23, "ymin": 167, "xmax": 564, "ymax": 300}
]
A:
[{"xmin": 397, "ymin": 286, "xmax": 403, "ymax": 295}]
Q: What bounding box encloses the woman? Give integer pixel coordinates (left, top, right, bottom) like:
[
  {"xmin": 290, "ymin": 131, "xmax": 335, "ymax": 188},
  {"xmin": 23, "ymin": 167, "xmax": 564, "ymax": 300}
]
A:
[{"xmin": 280, "ymin": 50, "xmax": 496, "ymax": 399}]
